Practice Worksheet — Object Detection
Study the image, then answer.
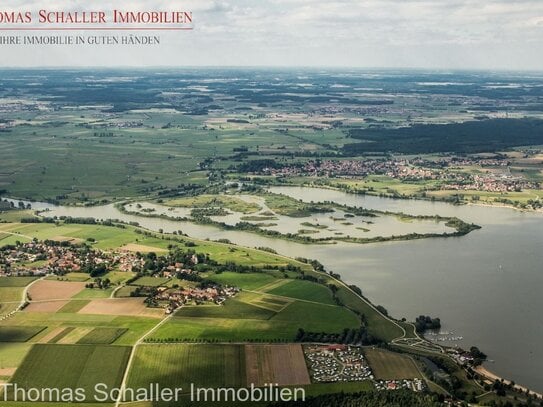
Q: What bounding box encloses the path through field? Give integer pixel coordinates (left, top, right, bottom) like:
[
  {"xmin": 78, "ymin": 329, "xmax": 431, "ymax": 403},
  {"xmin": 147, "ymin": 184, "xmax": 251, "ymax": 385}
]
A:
[{"xmin": 114, "ymin": 313, "xmax": 173, "ymax": 407}]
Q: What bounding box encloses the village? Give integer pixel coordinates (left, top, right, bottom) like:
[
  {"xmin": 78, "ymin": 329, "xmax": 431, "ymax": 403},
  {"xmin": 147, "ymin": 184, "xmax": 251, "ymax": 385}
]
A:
[
  {"xmin": 0, "ymin": 239, "xmax": 240, "ymax": 314},
  {"xmin": 154, "ymin": 284, "xmax": 240, "ymax": 314},
  {"xmin": 256, "ymin": 157, "xmax": 539, "ymax": 193},
  {"xmin": 0, "ymin": 240, "xmax": 143, "ymax": 277},
  {"xmin": 443, "ymin": 173, "xmax": 538, "ymax": 193}
]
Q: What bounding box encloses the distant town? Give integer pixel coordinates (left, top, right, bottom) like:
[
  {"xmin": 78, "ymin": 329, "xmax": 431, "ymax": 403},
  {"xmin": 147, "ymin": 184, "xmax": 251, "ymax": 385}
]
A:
[{"xmin": 257, "ymin": 157, "xmax": 540, "ymax": 194}]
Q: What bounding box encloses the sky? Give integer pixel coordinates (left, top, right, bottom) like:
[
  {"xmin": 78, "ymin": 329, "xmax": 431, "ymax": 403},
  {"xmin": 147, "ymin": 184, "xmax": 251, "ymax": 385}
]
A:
[{"xmin": 1, "ymin": 0, "xmax": 542, "ymax": 69}]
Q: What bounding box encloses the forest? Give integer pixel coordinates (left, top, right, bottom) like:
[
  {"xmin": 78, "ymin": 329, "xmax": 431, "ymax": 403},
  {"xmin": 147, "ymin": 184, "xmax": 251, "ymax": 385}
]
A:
[{"xmin": 344, "ymin": 118, "xmax": 543, "ymax": 154}]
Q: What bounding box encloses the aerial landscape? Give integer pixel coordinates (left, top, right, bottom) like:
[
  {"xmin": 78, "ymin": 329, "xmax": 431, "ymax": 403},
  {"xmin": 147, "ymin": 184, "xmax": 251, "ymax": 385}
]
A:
[
  {"xmin": 1, "ymin": 0, "xmax": 543, "ymax": 406},
  {"xmin": 0, "ymin": 68, "xmax": 542, "ymax": 407}
]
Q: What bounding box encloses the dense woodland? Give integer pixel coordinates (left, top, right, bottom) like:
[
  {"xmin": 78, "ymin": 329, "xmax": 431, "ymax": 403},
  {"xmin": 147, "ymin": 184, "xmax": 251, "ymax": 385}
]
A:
[
  {"xmin": 345, "ymin": 118, "xmax": 543, "ymax": 154},
  {"xmin": 271, "ymin": 390, "xmax": 447, "ymax": 407}
]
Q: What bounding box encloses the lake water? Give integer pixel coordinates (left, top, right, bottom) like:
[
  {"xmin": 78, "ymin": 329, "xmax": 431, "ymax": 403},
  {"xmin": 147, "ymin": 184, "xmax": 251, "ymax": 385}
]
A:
[
  {"xmin": 124, "ymin": 196, "xmax": 452, "ymax": 240},
  {"xmin": 5, "ymin": 189, "xmax": 543, "ymax": 392},
  {"xmin": 270, "ymin": 187, "xmax": 543, "ymax": 392}
]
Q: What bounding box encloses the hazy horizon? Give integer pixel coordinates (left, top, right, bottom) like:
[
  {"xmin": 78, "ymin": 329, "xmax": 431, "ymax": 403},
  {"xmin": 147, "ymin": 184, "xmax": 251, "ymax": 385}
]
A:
[
  {"xmin": 0, "ymin": 66, "xmax": 543, "ymax": 74},
  {"xmin": 1, "ymin": 0, "xmax": 542, "ymax": 70}
]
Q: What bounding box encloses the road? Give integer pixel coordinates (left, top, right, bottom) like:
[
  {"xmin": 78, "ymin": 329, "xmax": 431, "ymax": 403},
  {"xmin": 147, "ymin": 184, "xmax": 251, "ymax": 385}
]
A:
[
  {"xmin": 0, "ymin": 230, "xmax": 34, "ymax": 240},
  {"xmin": 114, "ymin": 312, "xmax": 173, "ymax": 407},
  {"xmin": 0, "ymin": 275, "xmax": 45, "ymax": 321}
]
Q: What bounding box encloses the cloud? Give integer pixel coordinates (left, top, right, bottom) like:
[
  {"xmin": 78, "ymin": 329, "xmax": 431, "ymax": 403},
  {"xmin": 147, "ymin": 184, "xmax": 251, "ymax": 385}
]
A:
[{"xmin": 0, "ymin": 0, "xmax": 542, "ymax": 69}]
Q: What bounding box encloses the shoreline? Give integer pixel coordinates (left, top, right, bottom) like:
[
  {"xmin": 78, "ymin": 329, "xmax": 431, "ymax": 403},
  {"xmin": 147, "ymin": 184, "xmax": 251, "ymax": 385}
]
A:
[
  {"xmin": 4, "ymin": 186, "xmax": 543, "ymax": 214},
  {"xmin": 3, "ymin": 193, "xmax": 542, "ymax": 399},
  {"xmin": 290, "ymin": 182, "xmax": 543, "ymax": 214},
  {"xmin": 475, "ymin": 365, "xmax": 543, "ymax": 399},
  {"xmin": 466, "ymin": 200, "xmax": 543, "ymax": 213}
]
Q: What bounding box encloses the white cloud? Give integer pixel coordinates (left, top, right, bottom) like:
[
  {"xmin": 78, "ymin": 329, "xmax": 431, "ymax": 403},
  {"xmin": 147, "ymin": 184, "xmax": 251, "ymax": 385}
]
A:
[{"xmin": 1, "ymin": 0, "xmax": 542, "ymax": 69}]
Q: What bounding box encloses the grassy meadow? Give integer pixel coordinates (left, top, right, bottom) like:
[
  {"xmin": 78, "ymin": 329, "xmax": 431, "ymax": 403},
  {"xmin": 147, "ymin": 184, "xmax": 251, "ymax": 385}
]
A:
[
  {"xmin": 128, "ymin": 344, "xmax": 246, "ymax": 392},
  {"xmin": 9, "ymin": 344, "xmax": 131, "ymax": 402}
]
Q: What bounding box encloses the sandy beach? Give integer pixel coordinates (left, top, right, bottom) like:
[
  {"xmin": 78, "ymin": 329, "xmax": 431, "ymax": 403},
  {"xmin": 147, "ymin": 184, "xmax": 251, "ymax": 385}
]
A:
[{"xmin": 475, "ymin": 366, "xmax": 542, "ymax": 399}]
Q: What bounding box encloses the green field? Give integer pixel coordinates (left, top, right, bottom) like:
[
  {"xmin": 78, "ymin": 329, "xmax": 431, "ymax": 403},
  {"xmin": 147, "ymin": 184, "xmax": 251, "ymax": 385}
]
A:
[
  {"xmin": 46, "ymin": 273, "xmax": 90, "ymax": 282},
  {"xmin": 48, "ymin": 327, "xmax": 76, "ymax": 344},
  {"xmin": 272, "ymin": 301, "xmax": 356, "ymax": 326},
  {"xmin": 176, "ymin": 298, "xmax": 275, "ymax": 321},
  {"xmin": 150, "ymin": 318, "xmax": 289, "ymax": 342},
  {"xmin": 150, "ymin": 299, "xmax": 359, "ymax": 342},
  {"xmin": 128, "ymin": 344, "xmax": 246, "ymax": 392},
  {"xmin": 101, "ymin": 271, "xmax": 136, "ymax": 285},
  {"xmin": 165, "ymin": 195, "xmax": 261, "ymax": 214},
  {"xmin": 114, "ymin": 286, "xmax": 137, "ymax": 298},
  {"xmin": 57, "ymin": 300, "xmax": 91, "ymax": 313},
  {"xmin": 334, "ymin": 284, "xmax": 404, "ymax": 342},
  {"xmin": 0, "ymin": 343, "xmax": 33, "ymax": 369},
  {"xmin": 0, "ymin": 326, "xmax": 47, "ymax": 342},
  {"xmin": 365, "ymin": 348, "xmax": 422, "ymax": 380},
  {"xmin": 77, "ymin": 328, "xmax": 128, "ymax": 344},
  {"xmin": 131, "ymin": 276, "xmax": 170, "ymax": 287},
  {"xmin": 0, "ymin": 303, "xmax": 19, "ymax": 317},
  {"xmin": 0, "ymin": 110, "xmax": 232, "ymax": 201},
  {"xmin": 302, "ymin": 381, "xmax": 375, "ymax": 397},
  {"xmin": 0, "ymin": 277, "xmax": 38, "ymax": 287},
  {"xmin": 266, "ymin": 280, "xmax": 335, "ymax": 305},
  {"xmin": 427, "ymin": 188, "xmax": 543, "ymax": 206},
  {"xmin": 206, "ymin": 272, "xmax": 276, "ymax": 291},
  {"xmin": 71, "ymin": 288, "xmax": 114, "ymax": 299},
  {"xmin": 0, "ymin": 287, "xmax": 23, "ymax": 302},
  {"xmin": 0, "ymin": 210, "xmax": 37, "ymax": 223},
  {"xmin": 262, "ymin": 193, "xmax": 328, "ymax": 218},
  {"xmin": 9, "ymin": 344, "xmax": 131, "ymax": 402},
  {"xmin": 0, "ymin": 223, "xmax": 160, "ymax": 251},
  {"xmin": 0, "ymin": 286, "xmax": 23, "ymax": 317},
  {"xmin": 6, "ymin": 312, "xmax": 159, "ymax": 346}
]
